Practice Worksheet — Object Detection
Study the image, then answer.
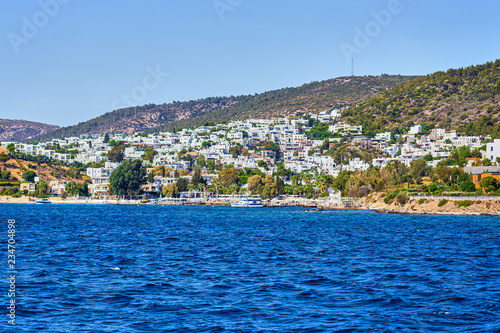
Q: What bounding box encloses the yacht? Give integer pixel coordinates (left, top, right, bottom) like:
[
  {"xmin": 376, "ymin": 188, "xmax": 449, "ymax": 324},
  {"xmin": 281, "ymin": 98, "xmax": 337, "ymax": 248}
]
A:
[
  {"xmin": 231, "ymin": 196, "xmax": 265, "ymax": 208},
  {"xmin": 35, "ymin": 198, "xmax": 51, "ymax": 204}
]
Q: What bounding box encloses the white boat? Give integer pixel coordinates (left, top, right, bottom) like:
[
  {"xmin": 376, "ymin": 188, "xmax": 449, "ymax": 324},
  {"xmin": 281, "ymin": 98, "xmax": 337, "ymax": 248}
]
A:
[
  {"xmin": 35, "ymin": 198, "xmax": 51, "ymax": 204},
  {"xmin": 231, "ymin": 196, "xmax": 265, "ymax": 208}
]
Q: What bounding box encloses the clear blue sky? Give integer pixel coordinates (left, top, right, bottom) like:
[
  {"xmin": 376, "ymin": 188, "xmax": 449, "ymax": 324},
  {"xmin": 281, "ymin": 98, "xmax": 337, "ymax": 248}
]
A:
[{"xmin": 1, "ymin": 0, "xmax": 500, "ymax": 126}]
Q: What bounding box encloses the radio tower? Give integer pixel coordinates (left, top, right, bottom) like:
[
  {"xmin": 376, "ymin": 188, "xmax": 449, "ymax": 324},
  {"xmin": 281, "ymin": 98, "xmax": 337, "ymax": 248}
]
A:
[{"xmin": 351, "ymin": 58, "xmax": 354, "ymax": 77}]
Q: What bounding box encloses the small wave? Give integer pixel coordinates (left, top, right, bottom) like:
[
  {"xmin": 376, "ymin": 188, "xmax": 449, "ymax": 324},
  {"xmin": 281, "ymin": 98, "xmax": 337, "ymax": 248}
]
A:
[
  {"xmin": 435, "ymin": 296, "xmax": 468, "ymax": 303},
  {"xmin": 382, "ymin": 297, "xmax": 406, "ymax": 307},
  {"xmin": 302, "ymin": 277, "xmax": 338, "ymax": 286}
]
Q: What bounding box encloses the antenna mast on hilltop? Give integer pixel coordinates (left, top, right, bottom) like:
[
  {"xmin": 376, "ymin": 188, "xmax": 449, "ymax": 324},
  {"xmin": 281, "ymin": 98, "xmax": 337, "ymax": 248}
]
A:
[{"xmin": 351, "ymin": 58, "xmax": 354, "ymax": 77}]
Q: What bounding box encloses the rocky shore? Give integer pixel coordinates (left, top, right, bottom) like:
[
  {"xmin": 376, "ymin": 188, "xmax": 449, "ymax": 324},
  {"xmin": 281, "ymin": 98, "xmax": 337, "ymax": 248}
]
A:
[
  {"xmin": 2, "ymin": 195, "xmax": 500, "ymax": 216},
  {"xmin": 361, "ymin": 194, "xmax": 500, "ymax": 216}
]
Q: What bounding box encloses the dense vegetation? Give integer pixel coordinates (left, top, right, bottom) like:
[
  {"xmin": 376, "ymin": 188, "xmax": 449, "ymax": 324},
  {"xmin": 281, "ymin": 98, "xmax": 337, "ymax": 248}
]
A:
[
  {"xmin": 109, "ymin": 159, "xmax": 146, "ymax": 197},
  {"xmin": 344, "ymin": 60, "xmax": 500, "ymax": 137}
]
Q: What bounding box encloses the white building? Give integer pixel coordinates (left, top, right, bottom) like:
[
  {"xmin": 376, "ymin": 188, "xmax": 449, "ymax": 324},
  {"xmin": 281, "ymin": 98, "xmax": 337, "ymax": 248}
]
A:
[
  {"xmin": 375, "ymin": 132, "xmax": 391, "ymax": 141},
  {"xmin": 486, "ymin": 139, "xmax": 500, "ymax": 163},
  {"xmin": 408, "ymin": 125, "xmax": 422, "ymax": 135},
  {"xmin": 329, "ymin": 123, "xmax": 362, "ymax": 135},
  {"xmin": 317, "ymin": 109, "xmax": 341, "ymax": 122}
]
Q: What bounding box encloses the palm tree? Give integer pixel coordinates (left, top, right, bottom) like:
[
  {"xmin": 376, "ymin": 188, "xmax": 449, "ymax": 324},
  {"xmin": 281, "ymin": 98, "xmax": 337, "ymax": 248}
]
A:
[
  {"xmin": 316, "ymin": 174, "xmax": 333, "ymax": 193},
  {"xmin": 303, "ymin": 173, "xmax": 311, "ymax": 184},
  {"xmin": 229, "ymin": 184, "xmax": 239, "ymax": 196},
  {"xmin": 212, "ymin": 181, "xmax": 221, "ymax": 197}
]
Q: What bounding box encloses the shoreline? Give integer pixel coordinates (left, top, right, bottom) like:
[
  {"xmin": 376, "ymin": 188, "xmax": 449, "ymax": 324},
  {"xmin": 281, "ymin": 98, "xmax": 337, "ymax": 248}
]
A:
[{"xmin": 2, "ymin": 196, "xmax": 499, "ymax": 216}]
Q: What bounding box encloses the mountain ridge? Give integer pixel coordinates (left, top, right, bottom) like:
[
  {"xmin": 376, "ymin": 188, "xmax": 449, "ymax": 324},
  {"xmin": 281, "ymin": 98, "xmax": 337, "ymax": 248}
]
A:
[
  {"xmin": 0, "ymin": 119, "xmax": 59, "ymax": 142},
  {"xmin": 343, "ymin": 59, "xmax": 500, "ymax": 137},
  {"xmin": 30, "ymin": 75, "xmax": 416, "ymax": 142}
]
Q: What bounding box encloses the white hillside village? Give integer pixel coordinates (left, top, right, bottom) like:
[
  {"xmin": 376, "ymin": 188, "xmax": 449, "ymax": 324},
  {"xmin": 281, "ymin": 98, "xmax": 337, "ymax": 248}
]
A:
[{"xmin": 2, "ymin": 109, "xmax": 499, "ymax": 201}]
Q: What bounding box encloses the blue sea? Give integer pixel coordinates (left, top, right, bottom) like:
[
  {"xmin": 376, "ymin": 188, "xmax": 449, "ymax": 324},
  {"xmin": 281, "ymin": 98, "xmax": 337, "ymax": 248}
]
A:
[{"xmin": 1, "ymin": 204, "xmax": 500, "ymax": 332}]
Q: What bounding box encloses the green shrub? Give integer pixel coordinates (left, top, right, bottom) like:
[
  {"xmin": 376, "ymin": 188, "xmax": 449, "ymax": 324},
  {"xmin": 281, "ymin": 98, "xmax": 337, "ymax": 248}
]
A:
[
  {"xmin": 384, "ymin": 189, "xmax": 401, "ymax": 204},
  {"xmin": 22, "ymin": 170, "xmax": 37, "ymax": 182},
  {"xmin": 456, "ymin": 200, "xmax": 472, "ymax": 208},
  {"xmin": 318, "ymin": 192, "xmax": 330, "ymax": 198},
  {"xmin": 395, "ymin": 192, "xmax": 409, "ymax": 205},
  {"xmin": 438, "ymin": 199, "xmax": 448, "ymax": 207},
  {"xmin": 418, "ymin": 198, "xmax": 427, "ymax": 205},
  {"xmin": 460, "ymin": 180, "xmax": 476, "ymax": 192}
]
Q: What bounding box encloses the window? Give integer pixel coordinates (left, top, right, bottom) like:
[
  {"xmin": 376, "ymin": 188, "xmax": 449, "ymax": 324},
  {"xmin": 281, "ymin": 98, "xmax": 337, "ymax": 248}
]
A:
[{"xmin": 492, "ymin": 147, "xmax": 494, "ymax": 151}]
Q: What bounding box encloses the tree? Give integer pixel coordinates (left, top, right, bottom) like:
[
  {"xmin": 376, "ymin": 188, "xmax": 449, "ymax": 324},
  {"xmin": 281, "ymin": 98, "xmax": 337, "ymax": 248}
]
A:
[
  {"xmin": 460, "ymin": 180, "xmax": 476, "ymax": 192},
  {"xmin": 37, "ymin": 180, "xmax": 48, "ymax": 194},
  {"xmin": 229, "ymin": 146, "xmax": 242, "ymax": 158},
  {"xmin": 229, "ymin": 184, "xmax": 240, "ymax": 195},
  {"xmin": 275, "ymin": 176, "xmax": 285, "ymax": 195},
  {"xmin": 478, "ymin": 176, "xmax": 498, "ymax": 192},
  {"xmin": 1, "ymin": 169, "xmax": 11, "ymax": 180},
  {"xmin": 162, "ymin": 183, "xmax": 179, "ymax": 198},
  {"xmin": 482, "ymin": 158, "xmax": 493, "ymax": 166},
  {"xmin": 76, "ymin": 182, "xmax": 89, "ymax": 196},
  {"xmin": 261, "ymin": 175, "xmax": 277, "ymax": 199},
  {"xmin": 147, "ymin": 171, "xmax": 154, "ymax": 184},
  {"xmin": 257, "ymin": 160, "xmax": 268, "ymax": 169},
  {"xmin": 109, "ymin": 159, "xmax": 146, "ymax": 197},
  {"xmin": 103, "ymin": 133, "xmax": 110, "ymax": 143},
  {"xmin": 409, "ymin": 159, "xmax": 427, "ymax": 184},
  {"xmin": 317, "ymin": 174, "xmax": 335, "ymax": 192},
  {"xmin": 395, "ymin": 192, "xmax": 409, "ymax": 205},
  {"xmin": 65, "ymin": 181, "xmax": 78, "ymax": 196},
  {"xmin": 144, "ymin": 146, "xmax": 158, "ymax": 163},
  {"xmin": 247, "ymin": 175, "xmax": 263, "ymax": 194},
  {"xmin": 65, "ymin": 167, "xmax": 81, "ymax": 180},
  {"xmin": 108, "ymin": 145, "xmax": 124, "ymax": 163},
  {"xmin": 0, "ymin": 153, "xmax": 9, "ymax": 163},
  {"xmin": 197, "ymin": 155, "xmax": 206, "ymax": 167},
  {"xmin": 154, "ymin": 165, "xmax": 169, "ymax": 177},
  {"xmin": 434, "ymin": 161, "xmax": 452, "ymax": 184},
  {"xmin": 191, "ymin": 168, "xmax": 205, "ymax": 187},
  {"xmin": 176, "ymin": 178, "xmax": 189, "ymax": 192},
  {"xmin": 215, "ymin": 167, "xmax": 240, "ymax": 188},
  {"xmin": 6, "ymin": 143, "xmax": 16, "ymax": 155},
  {"xmin": 22, "ymin": 170, "xmax": 37, "ymax": 182}
]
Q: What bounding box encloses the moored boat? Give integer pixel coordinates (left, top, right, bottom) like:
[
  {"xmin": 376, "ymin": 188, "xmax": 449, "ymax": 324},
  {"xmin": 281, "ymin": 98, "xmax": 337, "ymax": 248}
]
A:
[
  {"xmin": 231, "ymin": 196, "xmax": 264, "ymax": 208},
  {"xmin": 35, "ymin": 198, "xmax": 51, "ymax": 204}
]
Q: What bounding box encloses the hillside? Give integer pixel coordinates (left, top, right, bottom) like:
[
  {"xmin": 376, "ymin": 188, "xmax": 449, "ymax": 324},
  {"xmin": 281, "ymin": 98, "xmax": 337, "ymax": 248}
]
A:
[
  {"xmin": 343, "ymin": 60, "xmax": 500, "ymax": 137},
  {"xmin": 0, "ymin": 147, "xmax": 88, "ymax": 184},
  {"xmin": 32, "ymin": 75, "xmax": 415, "ymax": 141},
  {"xmin": 0, "ymin": 119, "xmax": 59, "ymax": 142}
]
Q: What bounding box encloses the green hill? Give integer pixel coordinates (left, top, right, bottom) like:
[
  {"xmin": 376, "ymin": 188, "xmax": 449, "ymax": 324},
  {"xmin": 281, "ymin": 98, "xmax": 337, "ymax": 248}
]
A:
[
  {"xmin": 31, "ymin": 75, "xmax": 415, "ymax": 141},
  {"xmin": 343, "ymin": 60, "xmax": 500, "ymax": 137}
]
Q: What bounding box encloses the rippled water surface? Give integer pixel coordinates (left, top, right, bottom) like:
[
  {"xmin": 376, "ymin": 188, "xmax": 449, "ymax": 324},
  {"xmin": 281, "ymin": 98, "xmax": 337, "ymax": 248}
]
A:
[{"xmin": 1, "ymin": 204, "xmax": 500, "ymax": 332}]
